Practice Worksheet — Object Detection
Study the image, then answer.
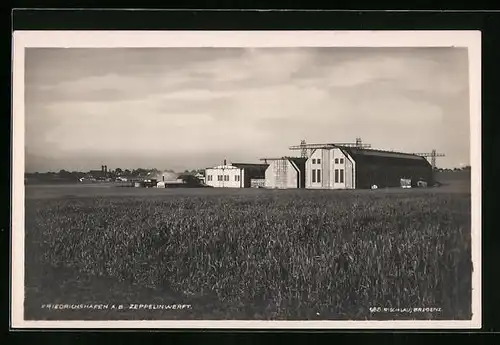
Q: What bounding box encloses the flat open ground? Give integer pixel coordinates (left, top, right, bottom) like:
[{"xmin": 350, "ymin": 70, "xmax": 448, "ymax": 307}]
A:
[{"xmin": 23, "ymin": 173, "xmax": 472, "ymax": 320}]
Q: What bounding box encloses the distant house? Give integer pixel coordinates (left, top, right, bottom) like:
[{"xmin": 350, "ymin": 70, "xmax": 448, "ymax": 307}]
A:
[
  {"xmin": 143, "ymin": 178, "xmax": 157, "ymax": 188},
  {"xmin": 86, "ymin": 165, "xmax": 109, "ymax": 180},
  {"xmin": 157, "ymin": 178, "xmax": 187, "ymax": 188},
  {"xmin": 194, "ymin": 172, "xmax": 205, "ymax": 184}
]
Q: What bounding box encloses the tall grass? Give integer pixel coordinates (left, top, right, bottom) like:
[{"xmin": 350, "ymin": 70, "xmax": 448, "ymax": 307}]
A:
[{"xmin": 26, "ymin": 190, "xmax": 472, "ymax": 320}]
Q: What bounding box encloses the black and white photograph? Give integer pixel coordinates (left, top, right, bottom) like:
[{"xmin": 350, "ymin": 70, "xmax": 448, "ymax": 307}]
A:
[{"xmin": 11, "ymin": 31, "xmax": 481, "ymax": 329}]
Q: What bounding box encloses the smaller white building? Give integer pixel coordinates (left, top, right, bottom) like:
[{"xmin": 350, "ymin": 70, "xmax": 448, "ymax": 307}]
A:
[
  {"xmin": 205, "ymin": 164, "xmax": 244, "ymax": 188},
  {"xmin": 205, "ymin": 161, "xmax": 268, "ymax": 188}
]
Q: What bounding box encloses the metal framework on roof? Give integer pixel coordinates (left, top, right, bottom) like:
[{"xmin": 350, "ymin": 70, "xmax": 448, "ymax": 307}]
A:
[
  {"xmin": 259, "ymin": 156, "xmax": 303, "ymax": 164},
  {"xmin": 289, "ymin": 137, "xmax": 372, "ymax": 157}
]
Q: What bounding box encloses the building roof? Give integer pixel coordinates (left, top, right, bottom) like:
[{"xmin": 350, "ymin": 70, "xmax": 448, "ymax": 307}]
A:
[
  {"xmin": 231, "ymin": 163, "xmax": 269, "ymax": 169},
  {"xmin": 287, "ymin": 157, "xmax": 307, "ymax": 166},
  {"xmin": 231, "ymin": 163, "xmax": 268, "ymax": 177},
  {"xmin": 340, "ymin": 147, "xmax": 431, "ymax": 167},
  {"xmin": 87, "ymin": 170, "xmax": 105, "ymax": 175},
  {"xmin": 205, "ymin": 165, "xmax": 240, "ymax": 170}
]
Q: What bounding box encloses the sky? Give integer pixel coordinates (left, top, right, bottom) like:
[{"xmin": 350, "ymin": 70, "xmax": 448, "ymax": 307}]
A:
[{"xmin": 24, "ymin": 47, "xmax": 470, "ymax": 173}]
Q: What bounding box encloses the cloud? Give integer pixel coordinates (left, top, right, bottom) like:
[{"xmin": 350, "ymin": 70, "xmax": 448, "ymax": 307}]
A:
[{"xmin": 24, "ymin": 47, "xmax": 470, "ymax": 171}]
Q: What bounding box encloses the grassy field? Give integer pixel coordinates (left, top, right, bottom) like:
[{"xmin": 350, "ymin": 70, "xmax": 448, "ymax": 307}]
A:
[{"xmin": 24, "ymin": 175, "xmax": 472, "ymax": 321}]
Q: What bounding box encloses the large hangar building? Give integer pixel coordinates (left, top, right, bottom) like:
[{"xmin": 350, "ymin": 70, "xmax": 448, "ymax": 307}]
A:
[
  {"xmin": 304, "ymin": 145, "xmax": 433, "ymax": 189},
  {"xmin": 262, "ymin": 157, "xmax": 307, "ymax": 189}
]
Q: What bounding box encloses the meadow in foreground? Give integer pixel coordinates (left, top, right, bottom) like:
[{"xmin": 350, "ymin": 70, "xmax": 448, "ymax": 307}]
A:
[{"xmin": 24, "ymin": 187, "xmax": 472, "ymax": 320}]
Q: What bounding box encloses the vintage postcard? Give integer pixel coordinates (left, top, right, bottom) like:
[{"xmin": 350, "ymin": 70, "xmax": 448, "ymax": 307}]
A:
[{"xmin": 11, "ymin": 30, "xmax": 481, "ymax": 329}]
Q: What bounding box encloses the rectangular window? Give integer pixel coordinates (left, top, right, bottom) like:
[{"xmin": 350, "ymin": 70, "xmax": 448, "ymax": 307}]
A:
[
  {"xmin": 317, "ymin": 158, "xmax": 321, "ymax": 164},
  {"xmin": 235, "ymin": 175, "xmax": 240, "ymax": 182},
  {"xmin": 312, "ymin": 169, "xmax": 316, "ymax": 183},
  {"xmin": 224, "ymin": 175, "xmax": 229, "ymax": 181},
  {"xmin": 312, "ymin": 159, "xmax": 316, "ymax": 164},
  {"xmin": 335, "ymin": 158, "xmax": 339, "ymax": 164},
  {"xmin": 219, "ymin": 175, "xmax": 223, "ymax": 181},
  {"xmin": 340, "ymin": 158, "xmax": 344, "ymax": 164},
  {"xmin": 208, "ymin": 175, "xmax": 212, "ymax": 181},
  {"xmin": 340, "ymin": 169, "xmax": 344, "ymax": 183},
  {"xmin": 317, "ymin": 169, "xmax": 321, "ymax": 183},
  {"xmin": 335, "ymin": 169, "xmax": 339, "ymax": 183}
]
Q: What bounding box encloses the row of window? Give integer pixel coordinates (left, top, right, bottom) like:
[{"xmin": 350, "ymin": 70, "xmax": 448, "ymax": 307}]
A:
[
  {"xmin": 312, "ymin": 169, "xmax": 321, "ymax": 183},
  {"xmin": 311, "ymin": 158, "xmax": 344, "ymax": 164},
  {"xmin": 311, "ymin": 169, "xmax": 344, "ymax": 183},
  {"xmin": 207, "ymin": 175, "xmax": 240, "ymax": 182},
  {"xmin": 334, "ymin": 169, "xmax": 345, "ymax": 183}
]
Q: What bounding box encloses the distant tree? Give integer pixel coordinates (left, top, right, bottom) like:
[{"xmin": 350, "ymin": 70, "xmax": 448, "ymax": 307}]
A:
[
  {"xmin": 180, "ymin": 174, "xmax": 202, "ymax": 186},
  {"xmin": 115, "ymin": 168, "xmax": 123, "ymax": 175},
  {"xmin": 462, "ymin": 165, "xmax": 471, "ymax": 171},
  {"xmin": 58, "ymin": 169, "xmax": 72, "ymax": 177}
]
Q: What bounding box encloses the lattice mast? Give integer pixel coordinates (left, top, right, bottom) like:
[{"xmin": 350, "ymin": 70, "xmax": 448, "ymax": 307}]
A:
[{"xmin": 412, "ymin": 149, "xmax": 445, "ymax": 170}]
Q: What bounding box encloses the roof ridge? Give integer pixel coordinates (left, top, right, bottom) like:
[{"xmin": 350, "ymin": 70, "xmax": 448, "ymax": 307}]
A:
[{"xmin": 344, "ymin": 147, "xmax": 421, "ymax": 156}]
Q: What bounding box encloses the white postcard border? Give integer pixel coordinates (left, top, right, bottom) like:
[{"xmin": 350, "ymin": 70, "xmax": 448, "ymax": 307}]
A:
[{"xmin": 11, "ymin": 30, "xmax": 482, "ymax": 329}]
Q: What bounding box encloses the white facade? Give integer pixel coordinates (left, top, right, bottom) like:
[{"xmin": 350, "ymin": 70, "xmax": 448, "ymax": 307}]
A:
[
  {"xmin": 205, "ymin": 165, "xmax": 244, "ymax": 188},
  {"xmin": 305, "ymin": 148, "xmax": 356, "ymax": 189},
  {"xmin": 265, "ymin": 158, "xmax": 303, "ymax": 189}
]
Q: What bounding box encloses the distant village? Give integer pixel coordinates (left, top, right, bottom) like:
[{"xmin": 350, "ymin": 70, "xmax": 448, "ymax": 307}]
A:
[{"xmin": 24, "ymin": 165, "xmax": 207, "ymax": 187}]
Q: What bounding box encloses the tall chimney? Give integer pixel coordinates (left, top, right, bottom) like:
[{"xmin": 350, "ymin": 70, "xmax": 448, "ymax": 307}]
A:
[
  {"xmin": 162, "ymin": 175, "xmax": 165, "ymax": 182},
  {"xmin": 104, "ymin": 165, "xmax": 107, "ymax": 175},
  {"xmin": 224, "ymin": 159, "xmax": 227, "ymax": 165},
  {"xmin": 101, "ymin": 165, "xmax": 104, "ymax": 173}
]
